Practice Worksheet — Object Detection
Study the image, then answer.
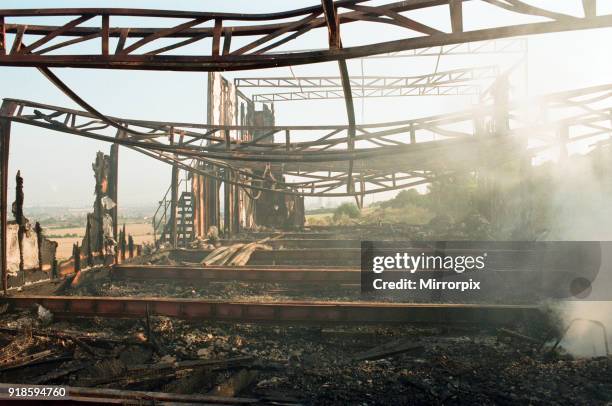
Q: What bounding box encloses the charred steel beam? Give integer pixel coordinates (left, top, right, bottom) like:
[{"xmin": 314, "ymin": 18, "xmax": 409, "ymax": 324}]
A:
[
  {"xmin": 5, "ymin": 80, "xmax": 612, "ymax": 145},
  {"xmin": 366, "ymin": 38, "xmax": 527, "ymax": 58},
  {"xmin": 2, "ymin": 295, "xmax": 545, "ymax": 325},
  {"xmin": 236, "ymin": 66, "xmax": 498, "ymax": 88},
  {"xmin": 169, "ymin": 131, "xmax": 179, "ymax": 248},
  {"xmin": 2, "ymin": 97, "xmax": 609, "ymax": 172},
  {"xmin": 2, "ymin": 82, "xmax": 612, "ymax": 197},
  {"xmin": 252, "ymin": 85, "xmax": 480, "ymax": 102},
  {"xmin": 321, "ymin": 0, "xmax": 356, "ymax": 193},
  {"xmin": 0, "ymin": 3, "xmax": 608, "ymax": 71},
  {"xmin": 0, "ymin": 2, "xmax": 369, "ymax": 21},
  {"xmin": 111, "ymin": 264, "xmax": 361, "ymax": 283}
]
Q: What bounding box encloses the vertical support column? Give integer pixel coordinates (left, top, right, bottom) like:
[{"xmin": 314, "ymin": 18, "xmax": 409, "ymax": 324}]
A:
[
  {"xmin": 0, "ymin": 101, "xmax": 17, "ymax": 294},
  {"xmin": 170, "ymin": 165, "xmax": 179, "ymax": 248},
  {"xmin": 101, "ymin": 14, "xmax": 109, "ymax": 56},
  {"xmin": 168, "ymin": 129, "xmax": 179, "ymax": 248},
  {"xmin": 0, "ymin": 16, "xmax": 6, "ymax": 56},
  {"xmin": 109, "ymin": 135, "xmax": 119, "ymax": 262},
  {"xmin": 339, "ymin": 59, "xmax": 356, "ymax": 193},
  {"xmin": 449, "ymin": 0, "xmax": 463, "ymax": 33},
  {"xmin": 321, "ymin": 0, "xmax": 355, "ymax": 193},
  {"xmin": 224, "ymin": 169, "xmax": 231, "ymax": 236},
  {"xmin": 233, "ymin": 171, "xmax": 240, "ymax": 233}
]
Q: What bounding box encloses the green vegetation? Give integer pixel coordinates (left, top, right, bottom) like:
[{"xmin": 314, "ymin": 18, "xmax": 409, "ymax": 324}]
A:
[
  {"xmin": 307, "ymin": 143, "xmax": 612, "ymax": 241},
  {"xmin": 333, "ymin": 202, "xmax": 361, "ymax": 223}
]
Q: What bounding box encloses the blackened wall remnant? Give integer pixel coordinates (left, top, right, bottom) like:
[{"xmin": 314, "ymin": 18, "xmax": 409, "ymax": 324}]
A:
[
  {"xmin": 248, "ymin": 104, "xmax": 305, "ymax": 229},
  {"xmin": 203, "ymin": 73, "xmax": 304, "ymax": 233},
  {"xmin": 6, "ymin": 171, "xmax": 57, "ymax": 288},
  {"xmin": 206, "ymin": 72, "xmax": 259, "ymax": 237},
  {"xmin": 254, "ymin": 171, "xmax": 305, "ymax": 230},
  {"xmin": 81, "ymin": 151, "xmax": 116, "ymax": 261}
]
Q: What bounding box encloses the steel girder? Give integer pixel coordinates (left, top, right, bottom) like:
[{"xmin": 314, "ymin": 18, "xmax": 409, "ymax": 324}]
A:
[
  {"xmin": 0, "ymin": 2, "xmax": 608, "ymax": 71},
  {"xmin": 2, "ymin": 84, "xmax": 612, "ymax": 197}
]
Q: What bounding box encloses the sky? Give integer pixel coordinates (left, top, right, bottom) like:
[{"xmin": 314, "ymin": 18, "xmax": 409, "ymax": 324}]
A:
[{"xmin": 1, "ymin": 0, "xmax": 612, "ymax": 208}]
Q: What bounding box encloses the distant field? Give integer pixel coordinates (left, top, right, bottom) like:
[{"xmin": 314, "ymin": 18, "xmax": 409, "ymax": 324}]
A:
[
  {"xmin": 305, "ymin": 211, "xmax": 333, "ymax": 226},
  {"xmin": 305, "ymin": 212, "xmax": 332, "ymax": 220},
  {"xmin": 49, "ymin": 222, "xmax": 154, "ymax": 259}
]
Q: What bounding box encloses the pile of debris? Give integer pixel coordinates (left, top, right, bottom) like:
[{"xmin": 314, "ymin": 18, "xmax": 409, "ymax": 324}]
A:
[
  {"xmin": 201, "ymin": 235, "xmax": 280, "ymax": 266},
  {"xmin": 0, "ymin": 306, "xmax": 610, "ymax": 405}
]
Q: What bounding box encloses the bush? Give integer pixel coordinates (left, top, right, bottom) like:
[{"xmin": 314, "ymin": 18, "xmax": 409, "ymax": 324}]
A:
[
  {"xmin": 380, "ymin": 189, "xmax": 424, "ymax": 209},
  {"xmin": 333, "ymin": 203, "xmax": 361, "ymax": 222}
]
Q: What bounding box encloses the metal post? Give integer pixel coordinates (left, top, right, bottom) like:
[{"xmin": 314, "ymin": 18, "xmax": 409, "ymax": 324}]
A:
[
  {"xmin": 224, "ymin": 169, "xmax": 231, "ymax": 237},
  {"xmin": 169, "ymin": 130, "xmax": 178, "ymax": 248}
]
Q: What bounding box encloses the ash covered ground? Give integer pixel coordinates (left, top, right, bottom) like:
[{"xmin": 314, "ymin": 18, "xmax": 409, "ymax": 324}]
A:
[{"xmin": 0, "ymin": 301, "xmax": 610, "ymax": 405}]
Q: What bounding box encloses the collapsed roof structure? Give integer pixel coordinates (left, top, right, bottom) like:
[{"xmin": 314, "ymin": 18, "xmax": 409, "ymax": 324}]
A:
[{"xmin": 0, "ymin": 2, "xmax": 611, "ymax": 402}]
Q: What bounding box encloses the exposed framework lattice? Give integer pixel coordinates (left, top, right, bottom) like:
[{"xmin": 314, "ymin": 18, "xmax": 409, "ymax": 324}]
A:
[
  {"xmin": 4, "ymin": 84, "xmax": 612, "ymax": 196},
  {"xmin": 0, "ymin": 2, "xmax": 607, "ymax": 71}
]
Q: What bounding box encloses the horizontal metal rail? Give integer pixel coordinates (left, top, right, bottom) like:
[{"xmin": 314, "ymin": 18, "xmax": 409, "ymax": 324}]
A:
[{"xmin": 2, "ymin": 295, "xmax": 545, "ymax": 325}]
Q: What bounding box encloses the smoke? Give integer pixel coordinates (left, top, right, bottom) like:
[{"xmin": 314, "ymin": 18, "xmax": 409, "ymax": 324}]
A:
[
  {"xmin": 552, "ymin": 301, "xmax": 611, "ymax": 358},
  {"xmin": 544, "ymin": 145, "xmax": 612, "ymax": 357}
]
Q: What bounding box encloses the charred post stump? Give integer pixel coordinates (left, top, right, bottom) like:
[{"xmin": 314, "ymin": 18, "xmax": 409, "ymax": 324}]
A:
[
  {"xmin": 13, "ymin": 171, "xmax": 25, "ymax": 285},
  {"xmin": 120, "ymin": 224, "xmax": 126, "ymax": 262},
  {"xmin": 72, "ymin": 243, "xmax": 81, "ymax": 273},
  {"xmin": 85, "ymin": 217, "xmax": 93, "ymax": 267},
  {"xmin": 34, "ymin": 222, "xmax": 43, "ymax": 273},
  {"xmin": 128, "ymin": 235, "xmax": 134, "ymax": 259}
]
